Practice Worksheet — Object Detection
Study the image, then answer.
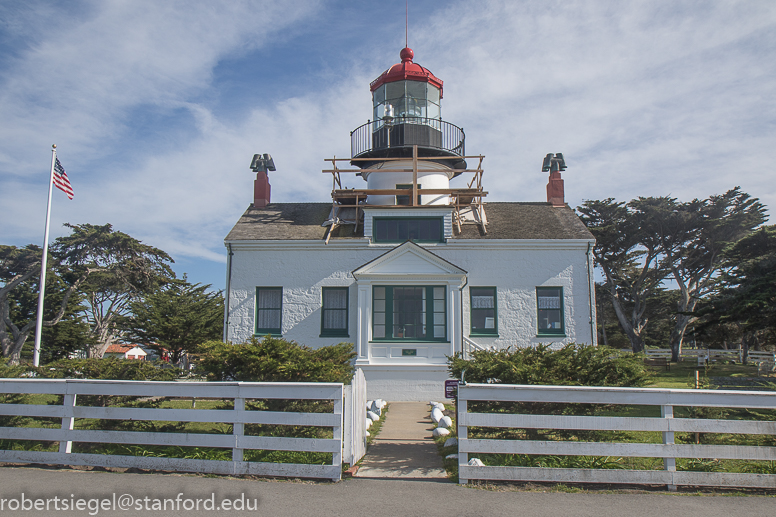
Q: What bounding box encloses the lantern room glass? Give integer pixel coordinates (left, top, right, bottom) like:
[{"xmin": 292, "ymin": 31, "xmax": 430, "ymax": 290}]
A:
[{"xmin": 373, "ymin": 82, "xmax": 441, "ymax": 127}]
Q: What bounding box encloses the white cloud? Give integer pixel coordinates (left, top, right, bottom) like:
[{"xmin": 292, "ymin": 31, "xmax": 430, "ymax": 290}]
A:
[
  {"xmin": 0, "ymin": 0, "xmax": 323, "ymax": 239},
  {"xmin": 414, "ymin": 1, "xmax": 776, "ymax": 209}
]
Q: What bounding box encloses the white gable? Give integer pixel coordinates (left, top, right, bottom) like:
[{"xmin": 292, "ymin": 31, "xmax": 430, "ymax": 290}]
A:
[{"xmin": 353, "ymin": 241, "xmax": 466, "ymax": 279}]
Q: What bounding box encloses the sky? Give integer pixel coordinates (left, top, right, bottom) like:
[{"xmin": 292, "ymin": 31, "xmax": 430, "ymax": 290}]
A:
[{"xmin": 2, "ymin": 0, "xmax": 775, "ymax": 291}]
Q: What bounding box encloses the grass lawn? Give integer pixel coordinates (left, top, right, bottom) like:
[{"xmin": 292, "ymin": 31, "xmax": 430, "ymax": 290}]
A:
[
  {"xmin": 0, "ymin": 394, "xmax": 337, "ymax": 465},
  {"xmin": 647, "ymin": 360, "xmax": 762, "ymax": 389}
]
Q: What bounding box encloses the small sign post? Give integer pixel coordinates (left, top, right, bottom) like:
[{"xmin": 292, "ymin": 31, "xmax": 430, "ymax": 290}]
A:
[
  {"xmin": 445, "ymin": 379, "xmax": 461, "ymax": 436},
  {"xmin": 444, "ymin": 379, "xmax": 458, "ymax": 399}
]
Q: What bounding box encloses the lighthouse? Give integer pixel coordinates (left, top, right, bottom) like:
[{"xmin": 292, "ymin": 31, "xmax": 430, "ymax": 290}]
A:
[
  {"xmin": 323, "ymin": 47, "xmax": 487, "ymax": 243},
  {"xmin": 349, "ymin": 47, "xmax": 467, "ymax": 207},
  {"xmin": 225, "ymin": 45, "xmax": 597, "ymax": 401}
]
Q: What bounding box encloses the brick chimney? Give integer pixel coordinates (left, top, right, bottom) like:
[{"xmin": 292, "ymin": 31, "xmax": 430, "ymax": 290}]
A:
[
  {"xmin": 254, "ymin": 170, "xmax": 271, "ymax": 208},
  {"xmin": 546, "ymin": 171, "xmax": 565, "ymax": 207},
  {"xmin": 250, "ymin": 153, "xmax": 275, "ymax": 208},
  {"xmin": 542, "ymin": 153, "xmax": 567, "ymax": 207}
]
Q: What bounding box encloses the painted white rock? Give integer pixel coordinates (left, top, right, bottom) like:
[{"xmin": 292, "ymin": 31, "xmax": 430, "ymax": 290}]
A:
[
  {"xmin": 430, "ymin": 407, "xmax": 443, "ymax": 423},
  {"xmin": 366, "ymin": 400, "xmax": 374, "ymax": 410},
  {"xmin": 446, "ymin": 454, "xmax": 459, "ymax": 460},
  {"xmin": 444, "ymin": 438, "xmax": 458, "ymax": 448},
  {"xmin": 367, "ymin": 410, "xmax": 380, "ymax": 422},
  {"xmin": 379, "ymin": 400, "xmax": 387, "ymax": 409},
  {"xmin": 468, "ymin": 458, "xmax": 485, "ymax": 466},
  {"xmin": 432, "ymin": 427, "xmax": 450, "ymax": 437},
  {"xmin": 365, "ymin": 418, "xmax": 372, "ymax": 428},
  {"xmin": 372, "ymin": 399, "xmax": 384, "ymax": 412},
  {"xmin": 438, "ymin": 416, "xmax": 453, "ymax": 428},
  {"xmin": 365, "ymin": 430, "xmax": 370, "ymax": 437},
  {"xmin": 429, "ymin": 401, "xmax": 440, "ymax": 407}
]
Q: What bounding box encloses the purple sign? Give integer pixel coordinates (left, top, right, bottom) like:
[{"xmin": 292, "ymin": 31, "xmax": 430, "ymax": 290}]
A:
[{"xmin": 444, "ymin": 379, "xmax": 459, "ymax": 399}]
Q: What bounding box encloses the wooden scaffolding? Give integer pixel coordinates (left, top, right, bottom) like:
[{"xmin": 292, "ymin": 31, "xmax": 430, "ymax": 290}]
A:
[{"xmin": 322, "ymin": 145, "xmax": 487, "ymax": 243}]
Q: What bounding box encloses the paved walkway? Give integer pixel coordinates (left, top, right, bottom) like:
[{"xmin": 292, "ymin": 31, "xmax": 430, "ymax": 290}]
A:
[{"xmin": 355, "ymin": 401, "xmax": 447, "ymax": 479}]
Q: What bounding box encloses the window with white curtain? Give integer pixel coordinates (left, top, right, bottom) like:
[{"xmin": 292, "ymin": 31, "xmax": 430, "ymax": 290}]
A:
[
  {"xmin": 256, "ymin": 287, "xmax": 282, "ymax": 335},
  {"xmin": 321, "ymin": 287, "xmax": 349, "ymax": 337},
  {"xmin": 536, "ymin": 287, "xmax": 564, "ymax": 335},
  {"xmin": 470, "ymin": 287, "xmax": 497, "ymax": 336}
]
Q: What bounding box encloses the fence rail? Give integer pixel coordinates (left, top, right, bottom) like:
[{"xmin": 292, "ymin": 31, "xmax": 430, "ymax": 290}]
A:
[
  {"xmin": 645, "ymin": 348, "xmax": 776, "ymax": 364},
  {"xmin": 0, "ymin": 379, "xmax": 344, "ymax": 481},
  {"xmin": 457, "ymin": 384, "xmax": 776, "ymax": 489}
]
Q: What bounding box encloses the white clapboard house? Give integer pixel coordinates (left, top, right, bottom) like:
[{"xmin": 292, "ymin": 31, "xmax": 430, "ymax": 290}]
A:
[{"xmin": 224, "ymin": 47, "xmax": 596, "ymax": 400}]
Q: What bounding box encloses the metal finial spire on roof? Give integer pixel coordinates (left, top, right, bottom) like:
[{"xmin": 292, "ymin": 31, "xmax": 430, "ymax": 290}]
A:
[{"xmin": 406, "ymin": 1, "xmax": 408, "ymax": 48}]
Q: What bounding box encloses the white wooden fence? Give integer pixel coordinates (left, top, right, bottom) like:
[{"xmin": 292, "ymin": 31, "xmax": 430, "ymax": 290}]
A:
[
  {"xmin": 0, "ymin": 379, "xmax": 345, "ymax": 481},
  {"xmin": 645, "ymin": 348, "xmax": 776, "ymax": 365},
  {"xmin": 342, "ymin": 368, "xmax": 367, "ymax": 466},
  {"xmin": 457, "ymin": 384, "xmax": 776, "ymax": 489}
]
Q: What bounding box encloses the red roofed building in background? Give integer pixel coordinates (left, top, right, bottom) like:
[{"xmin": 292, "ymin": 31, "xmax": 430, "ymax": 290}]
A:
[{"xmin": 104, "ymin": 344, "xmax": 148, "ymax": 360}]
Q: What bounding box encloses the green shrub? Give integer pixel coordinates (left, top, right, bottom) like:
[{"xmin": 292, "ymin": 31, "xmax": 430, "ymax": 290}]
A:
[
  {"xmin": 195, "ymin": 336, "xmax": 355, "ymax": 384},
  {"xmin": 0, "ymin": 357, "xmax": 179, "ymax": 381},
  {"xmin": 0, "ymin": 358, "xmax": 180, "ymax": 409},
  {"xmin": 448, "ymin": 343, "xmax": 651, "ymax": 387},
  {"xmin": 449, "ymin": 344, "xmax": 652, "ymax": 441},
  {"xmin": 40, "ymin": 358, "xmax": 180, "ymax": 381},
  {"xmin": 0, "ymin": 363, "xmax": 33, "ymax": 379}
]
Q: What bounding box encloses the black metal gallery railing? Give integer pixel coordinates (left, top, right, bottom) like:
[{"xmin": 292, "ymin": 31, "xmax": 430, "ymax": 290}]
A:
[{"xmin": 350, "ymin": 117, "xmax": 465, "ymax": 158}]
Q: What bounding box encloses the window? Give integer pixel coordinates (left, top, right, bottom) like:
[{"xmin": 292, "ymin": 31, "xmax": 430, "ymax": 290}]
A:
[
  {"xmin": 321, "ymin": 287, "xmax": 349, "ymax": 337},
  {"xmin": 373, "ymin": 286, "xmax": 446, "ymax": 341},
  {"xmin": 536, "ymin": 287, "xmax": 564, "ymax": 335},
  {"xmin": 256, "ymin": 287, "xmax": 282, "ymax": 335},
  {"xmin": 373, "ymin": 217, "xmax": 444, "ymax": 243},
  {"xmin": 395, "ymin": 184, "xmax": 421, "ymax": 206},
  {"xmin": 470, "ymin": 287, "xmax": 497, "ymax": 336},
  {"xmin": 372, "ymin": 82, "xmax": 441, "ymax": 123}
]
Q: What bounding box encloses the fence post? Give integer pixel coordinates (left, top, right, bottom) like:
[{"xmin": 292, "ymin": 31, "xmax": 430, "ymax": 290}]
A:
[
  {"xmin": 58, "ymin": 392, "xmax": 76, "ymax": 454},
  {"xmin": 458, "ymin": 398, "xmax": 468, "ymax": 485},
  {"xmin": 232, "ymin": 396, "xmax": 245, "ymax": 473},
  {"xmin": 352, "ymin": 369, "xmax": 367, "ymax": 465},
  {"xmin": 343, "ymin": 384, "xmax": 353, "ymax": 465},
  {"xmin": 661, "ymin": 404, "xmax": 676, "ymax": 491},
  {"xmin": 332, "ymin": 389, "xmax": 343, "ymax": 481}
]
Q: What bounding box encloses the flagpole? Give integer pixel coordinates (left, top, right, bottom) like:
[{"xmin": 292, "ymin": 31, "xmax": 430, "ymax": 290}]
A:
[{"xmin": 33, "ymin": 145, "xmax": 57, "ymax": 367}]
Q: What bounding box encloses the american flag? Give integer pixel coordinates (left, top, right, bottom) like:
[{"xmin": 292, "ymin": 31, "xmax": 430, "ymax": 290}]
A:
[{"xmin": 53, "ymin": 157, "xmax": 74, "ymax": 199}]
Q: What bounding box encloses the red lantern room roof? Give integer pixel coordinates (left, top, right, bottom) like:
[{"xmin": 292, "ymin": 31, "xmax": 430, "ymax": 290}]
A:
[{"xmin": 369, "ymin": 47, "xmax": 444, "ymax": 98}]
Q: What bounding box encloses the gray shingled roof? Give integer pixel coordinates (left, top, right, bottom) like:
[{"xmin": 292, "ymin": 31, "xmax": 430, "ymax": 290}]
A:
[{"xmin": 225, "ymin": 202, "xmax": 594, "ymax": 242}]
